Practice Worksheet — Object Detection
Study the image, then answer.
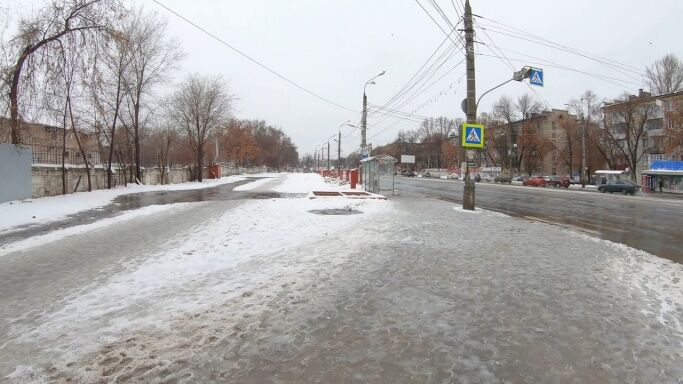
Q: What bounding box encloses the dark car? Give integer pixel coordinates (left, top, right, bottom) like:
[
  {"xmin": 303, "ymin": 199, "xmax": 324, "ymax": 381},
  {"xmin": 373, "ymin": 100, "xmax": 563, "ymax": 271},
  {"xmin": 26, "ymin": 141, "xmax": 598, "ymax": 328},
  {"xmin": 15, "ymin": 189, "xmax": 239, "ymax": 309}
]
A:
[
  {"xmin": 598, "ymin": 180, "xmax": 638, "ymax": 195},
  {"xmin": 547, "ymin": 176, "xmax": 571, "ymax": 188},
  {"xmin": 494, "ymin": 175, "xmax": 512, "ymax": 183},
  {"xmin": 474, "ymin": 174, "xmax": 481, "ymax": 182}
]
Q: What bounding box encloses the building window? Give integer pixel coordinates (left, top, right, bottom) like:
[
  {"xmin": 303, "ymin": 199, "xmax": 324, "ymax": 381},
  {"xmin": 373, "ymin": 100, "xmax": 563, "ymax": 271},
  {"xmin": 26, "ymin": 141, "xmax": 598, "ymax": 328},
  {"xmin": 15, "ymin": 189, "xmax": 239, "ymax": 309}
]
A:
[
  {"xmin": 551, "ymin": 132, "xmax": 556, "ymax": 139},
  {"xmin": 552, "ymin": 122, "xmax": 556, "ymax": 130}
]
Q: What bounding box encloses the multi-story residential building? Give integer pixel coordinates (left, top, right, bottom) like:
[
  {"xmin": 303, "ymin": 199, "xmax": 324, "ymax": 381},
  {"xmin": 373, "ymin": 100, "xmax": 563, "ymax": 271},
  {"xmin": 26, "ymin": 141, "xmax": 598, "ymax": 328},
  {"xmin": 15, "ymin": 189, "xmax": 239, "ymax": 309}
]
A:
[
  {"xmin": 601, "ymin": 89, "xmax": 683, "ymax": 183},
  {"xmin": 491, "ymin": 109, "xmax": 581, "ymax": 177}
]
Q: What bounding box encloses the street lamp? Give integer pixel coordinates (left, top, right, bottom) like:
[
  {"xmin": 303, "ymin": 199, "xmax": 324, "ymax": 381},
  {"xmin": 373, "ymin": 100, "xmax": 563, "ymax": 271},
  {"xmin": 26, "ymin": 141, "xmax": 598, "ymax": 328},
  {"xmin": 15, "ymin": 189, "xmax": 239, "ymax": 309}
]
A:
[
  {"xmin": 361, "ymin": 71, "xmax": 386, "ymax": 157},
  {"xmin": 337, "ymin": 120, "xmax": 359, "ymax": 177}
]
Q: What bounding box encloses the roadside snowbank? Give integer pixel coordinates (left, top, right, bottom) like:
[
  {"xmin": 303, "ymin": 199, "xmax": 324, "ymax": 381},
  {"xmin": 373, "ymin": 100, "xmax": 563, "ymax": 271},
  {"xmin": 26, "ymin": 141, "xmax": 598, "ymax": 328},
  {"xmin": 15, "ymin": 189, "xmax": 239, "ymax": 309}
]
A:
[
  {"xmin": 0, "ymin": 176, "xmax": 246, "ymax": 233},
  {"xmin": 273, "ymin": 173, "xmax": 349, "ymax": 193}
]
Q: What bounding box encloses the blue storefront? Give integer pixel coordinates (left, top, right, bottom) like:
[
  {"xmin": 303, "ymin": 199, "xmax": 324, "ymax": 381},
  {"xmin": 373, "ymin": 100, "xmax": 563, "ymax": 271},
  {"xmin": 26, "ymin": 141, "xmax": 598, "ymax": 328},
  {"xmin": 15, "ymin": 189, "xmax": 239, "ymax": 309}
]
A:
[{"xmin": 642, "ymin": 160, "xmax": 683, "ymax": 193}]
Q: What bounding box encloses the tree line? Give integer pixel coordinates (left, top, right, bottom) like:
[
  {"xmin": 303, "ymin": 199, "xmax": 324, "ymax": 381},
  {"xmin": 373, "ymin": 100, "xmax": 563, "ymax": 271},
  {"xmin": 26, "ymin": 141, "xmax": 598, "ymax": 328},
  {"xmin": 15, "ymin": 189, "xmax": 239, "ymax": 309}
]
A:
[{"xmin": 0, "ymin": 0, "xmax": 298, "ymax": 193}]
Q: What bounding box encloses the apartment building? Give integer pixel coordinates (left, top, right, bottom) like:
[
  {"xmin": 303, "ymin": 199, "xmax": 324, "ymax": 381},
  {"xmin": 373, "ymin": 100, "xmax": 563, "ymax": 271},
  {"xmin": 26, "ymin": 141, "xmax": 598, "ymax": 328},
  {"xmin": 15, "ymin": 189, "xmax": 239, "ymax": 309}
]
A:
[{"xmin": 601, "ymin": 89, "xmax": 683, "ymax": 181}]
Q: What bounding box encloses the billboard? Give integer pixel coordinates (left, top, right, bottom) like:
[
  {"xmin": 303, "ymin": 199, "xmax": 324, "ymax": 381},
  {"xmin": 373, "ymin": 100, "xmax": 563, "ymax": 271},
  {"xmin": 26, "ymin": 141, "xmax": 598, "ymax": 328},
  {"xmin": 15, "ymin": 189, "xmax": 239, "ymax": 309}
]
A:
[{"xmin": 401, "ymin": 155, "xmax": 415, "ymax": 164}]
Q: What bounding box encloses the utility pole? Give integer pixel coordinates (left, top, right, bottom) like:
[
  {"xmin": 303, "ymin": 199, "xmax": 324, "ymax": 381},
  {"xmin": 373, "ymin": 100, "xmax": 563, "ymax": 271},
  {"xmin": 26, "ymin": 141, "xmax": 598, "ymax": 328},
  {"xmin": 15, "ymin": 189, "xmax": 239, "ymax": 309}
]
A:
[
  {"xmin": 361, "ymin": 93, "xmax": 367, "ymax": 151},
  {"xmin": 462, "ymin": 0, "xmax": 476, "ymax": 210},
  {"xmin": 581, "ymin": 98, "xmax": 587, "ymax": 188},
  {"xmin": 360, "ymin": 71, "xmax": 385, "ymax": 158},
  {"xmin": 337, "ymin": 130, "xmax": 342, "ymax": 177},
  {"xmin": 327, "ymin": 140, "xmax": 330, "ymax": 170}
]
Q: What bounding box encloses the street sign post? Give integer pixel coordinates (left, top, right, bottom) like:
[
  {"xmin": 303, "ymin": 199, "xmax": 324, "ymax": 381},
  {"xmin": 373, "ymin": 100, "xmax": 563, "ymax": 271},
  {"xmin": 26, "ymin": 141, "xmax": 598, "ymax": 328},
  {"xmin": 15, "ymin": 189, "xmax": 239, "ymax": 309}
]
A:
[
  {"xmin": 529, "ymin": 68, "xmax": 544, "ymax": 87},
  {"xmin": 461, "ymin": 123, "xmax": 485, "ymax": 149}
]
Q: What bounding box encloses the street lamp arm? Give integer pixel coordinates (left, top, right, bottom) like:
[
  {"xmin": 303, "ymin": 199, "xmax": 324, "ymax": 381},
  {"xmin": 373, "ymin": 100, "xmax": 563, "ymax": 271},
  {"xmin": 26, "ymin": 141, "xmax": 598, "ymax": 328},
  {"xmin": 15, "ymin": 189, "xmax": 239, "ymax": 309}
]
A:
[
  {"xmin": 476, "ymin": 78, "xmax": 514, "ymax": 110},
  {"xmin": 364, "ymin": 70, "xmax": 386, "ymax": 94}
]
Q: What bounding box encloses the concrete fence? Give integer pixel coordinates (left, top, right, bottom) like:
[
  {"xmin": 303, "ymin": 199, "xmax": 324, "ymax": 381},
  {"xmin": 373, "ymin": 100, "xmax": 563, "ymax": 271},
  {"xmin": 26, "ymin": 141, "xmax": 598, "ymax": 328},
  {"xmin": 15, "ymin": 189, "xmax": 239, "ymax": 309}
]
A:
[{"xmin": 30, "ymin": 165, "xmax": 268, "ymax": 199}]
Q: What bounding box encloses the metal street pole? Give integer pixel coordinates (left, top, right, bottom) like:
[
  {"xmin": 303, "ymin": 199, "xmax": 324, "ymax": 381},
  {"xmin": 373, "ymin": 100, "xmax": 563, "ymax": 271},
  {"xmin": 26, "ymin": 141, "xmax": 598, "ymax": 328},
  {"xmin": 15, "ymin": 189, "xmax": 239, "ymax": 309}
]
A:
[
  {"xmin": 462, "ymin": 0, "xmax": 476, "ymax": 210},
  {"xmin": 581, "ymin": 98, "xmax": 587, "ymax": 188},
  {"xmin": 327, "ymin": 140, "xmax": 330, "ymax": 170},
  {"xmin": 361, "ymin": 71, "xmax": 386, "ymax": 156},
  {"xmin": 337, "ymin": 120, "xmax": 350, "ymax": 177}
]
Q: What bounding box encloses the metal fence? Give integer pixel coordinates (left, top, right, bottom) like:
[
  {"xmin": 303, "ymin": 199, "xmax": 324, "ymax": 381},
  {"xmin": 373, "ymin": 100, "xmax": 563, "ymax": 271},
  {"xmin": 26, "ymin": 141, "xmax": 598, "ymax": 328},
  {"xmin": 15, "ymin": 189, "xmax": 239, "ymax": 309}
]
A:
[{"xmin": 29, "ymin": 144, "xmax": 102, "ymax": 166}]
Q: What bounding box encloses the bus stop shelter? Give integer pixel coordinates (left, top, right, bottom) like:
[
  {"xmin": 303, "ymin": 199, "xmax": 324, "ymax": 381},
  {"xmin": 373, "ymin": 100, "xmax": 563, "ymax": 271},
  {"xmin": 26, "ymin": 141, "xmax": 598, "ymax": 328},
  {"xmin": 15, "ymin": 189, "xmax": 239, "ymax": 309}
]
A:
[{"xmin": 360, "ymin": 154, "xmax": 397, "ymax": 195}]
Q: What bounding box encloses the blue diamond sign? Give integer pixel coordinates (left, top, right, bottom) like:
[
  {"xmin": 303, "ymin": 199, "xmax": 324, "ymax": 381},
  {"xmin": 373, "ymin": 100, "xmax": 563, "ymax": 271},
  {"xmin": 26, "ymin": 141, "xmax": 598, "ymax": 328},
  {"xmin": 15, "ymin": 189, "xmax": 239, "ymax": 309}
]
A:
[
  {"xmin": 461, "ymin": 123, "xmax": 485, "ymax": 148},
  {"xmin": 529, "ymin": 68, "xmax": 543, "ymax": 87}
]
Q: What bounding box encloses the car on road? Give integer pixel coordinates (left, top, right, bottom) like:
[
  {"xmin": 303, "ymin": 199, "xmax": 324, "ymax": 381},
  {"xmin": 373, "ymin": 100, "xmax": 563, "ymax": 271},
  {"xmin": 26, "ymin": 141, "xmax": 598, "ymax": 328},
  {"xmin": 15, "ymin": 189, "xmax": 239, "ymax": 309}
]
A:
[
  {"xmin": 522, "ymin": 176, "xmax": 547, "ymax": 187},
  {"xmin": 474, "ymin": 174, "xmax": 481, "ymax": 182},
  {"xmin": 547, "ymin": 176, "xmax": 570, "ymax": 188},
  {"xmin": 513, "ymin": 176, "xmax": 525, "ymax": 182},
  {"xmin": 598, "ymin": 180, "xmax": 638, "ymax": 195},
  {"xmin": 494, "ymin": 175, "xmax": 512, "ymax": 183}
]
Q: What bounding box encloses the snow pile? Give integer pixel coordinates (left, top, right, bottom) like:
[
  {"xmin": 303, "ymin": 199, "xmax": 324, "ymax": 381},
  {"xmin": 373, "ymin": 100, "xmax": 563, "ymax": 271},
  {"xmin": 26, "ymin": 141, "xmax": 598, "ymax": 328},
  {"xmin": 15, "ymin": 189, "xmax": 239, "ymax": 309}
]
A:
[
  {"xmin": 273, "ymin": 173, "xmax": 348, "ymax": 193},
  {"xmin": 0, "ymin": 175, "xmax": 246, "ymax": 233}
]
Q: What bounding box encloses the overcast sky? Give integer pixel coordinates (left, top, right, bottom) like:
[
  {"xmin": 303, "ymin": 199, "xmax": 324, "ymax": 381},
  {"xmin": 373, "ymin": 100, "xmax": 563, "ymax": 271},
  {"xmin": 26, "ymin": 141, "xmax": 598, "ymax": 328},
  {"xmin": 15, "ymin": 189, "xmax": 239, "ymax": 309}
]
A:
[{"xmin": 8, "ymin": 0, "xmax": 683, "ymax": 158}]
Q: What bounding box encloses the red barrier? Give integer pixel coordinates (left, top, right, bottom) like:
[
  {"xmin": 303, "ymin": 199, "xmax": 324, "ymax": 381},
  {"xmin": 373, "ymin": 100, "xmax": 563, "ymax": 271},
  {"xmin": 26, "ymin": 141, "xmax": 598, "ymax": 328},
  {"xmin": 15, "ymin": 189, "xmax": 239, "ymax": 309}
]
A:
[
  {"xmin": 207, "ymin": 164, "xmax": 221, "ymax": 179},
  {"xmin": 350, "ymin": 169, "xmax": 358, "ymax": 189}
]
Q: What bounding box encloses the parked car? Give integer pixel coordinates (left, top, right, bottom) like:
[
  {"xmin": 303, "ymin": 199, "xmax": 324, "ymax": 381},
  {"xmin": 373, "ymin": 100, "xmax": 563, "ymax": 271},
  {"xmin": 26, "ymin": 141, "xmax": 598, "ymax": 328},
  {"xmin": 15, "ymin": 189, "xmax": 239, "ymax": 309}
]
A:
[
  {"xmin": 494, "ymin": 175, "xmax": 512, "ymax": 183},
  {"xmin": 598, "ymin": 180, "xmax": 638, "ymax": 195},
  {"xmin": 474, "ymin": 174, "xmax": 481, "ymax": 182},
  {"xmin": 522, "ymin": 176, "xmax": 547, "ymax": 187},
  {"xmin": 547, "ymin": 176, "xmax": 571, "ymax": 188},
  {"xmin": 513, "ymin": 176, "xmax": 525, "ymax": 182}
]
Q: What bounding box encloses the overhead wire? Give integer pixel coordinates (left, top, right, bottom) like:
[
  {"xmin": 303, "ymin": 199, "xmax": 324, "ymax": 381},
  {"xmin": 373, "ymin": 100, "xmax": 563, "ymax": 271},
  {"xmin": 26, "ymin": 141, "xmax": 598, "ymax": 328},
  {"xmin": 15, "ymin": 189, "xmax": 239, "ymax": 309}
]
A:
[
  {"xmin": 151, "ymin": 0, "xmax": 358, "ymax": 113},
  {"xmin": 477, "ymin": 15, "xmax": 643, "ymax": 74},
  {"xmin": 475, "ymin": 19, "xmax": 644, "ymax": 82}
]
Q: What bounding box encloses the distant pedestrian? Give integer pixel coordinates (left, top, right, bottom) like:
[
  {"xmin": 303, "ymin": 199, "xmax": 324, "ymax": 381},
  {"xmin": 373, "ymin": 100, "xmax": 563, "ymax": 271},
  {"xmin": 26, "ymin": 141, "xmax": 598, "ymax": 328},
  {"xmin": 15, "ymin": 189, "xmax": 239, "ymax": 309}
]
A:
[{"xmin": 659, "ymin": 179, "xmax": 664, "ymax": 193}]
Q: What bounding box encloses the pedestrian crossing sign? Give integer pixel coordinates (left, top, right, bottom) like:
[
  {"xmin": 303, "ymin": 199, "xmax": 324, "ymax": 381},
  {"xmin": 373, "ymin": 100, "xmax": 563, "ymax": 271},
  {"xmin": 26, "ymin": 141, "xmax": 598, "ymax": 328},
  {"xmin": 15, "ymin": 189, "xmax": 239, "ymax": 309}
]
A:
[
  {"xmin": 529, "ymin": 68, "xmax": 543, "ymax": 87},
  {"xmin": 462, "ymin": 123, "xmax": 485, "ymax": 148}
]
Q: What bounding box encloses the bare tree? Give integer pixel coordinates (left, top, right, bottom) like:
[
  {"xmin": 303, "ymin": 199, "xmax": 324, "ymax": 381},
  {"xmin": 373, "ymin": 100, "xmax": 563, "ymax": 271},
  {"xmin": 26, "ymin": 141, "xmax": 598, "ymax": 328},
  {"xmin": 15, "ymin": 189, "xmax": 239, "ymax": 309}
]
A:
[
  {"xmin": 515, "ymin": 93, "xmax": 543, "ymax": 119},
  {"xmin": 123, "ymin": 7, "xmax": 183, "ymax": 183},
  {"xmin": 646, "ymin": 54, "xmax": 683, "ymax": 95},
  {"xmin": 601, "ymin": 93, "xmax": 653, "ymax": 182},
  {"xmin": 90, "ymin": 23, "xmax": 133, "ymax": 188},
  {"xmin": 3, "ymin": 0, "xmax": 122, "ymax": 144},
  {"xmin": 567, "ymin": 90, "xmax": 602, "ymax": 182},
  {"xmin": 169, "ymin": 74, "xmax": 233, "ymax": 182}
]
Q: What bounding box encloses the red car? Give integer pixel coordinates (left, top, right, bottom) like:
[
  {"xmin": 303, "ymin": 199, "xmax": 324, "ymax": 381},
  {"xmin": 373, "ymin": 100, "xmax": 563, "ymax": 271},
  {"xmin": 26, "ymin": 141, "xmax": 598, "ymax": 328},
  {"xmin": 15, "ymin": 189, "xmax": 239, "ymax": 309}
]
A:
[
  {"xmin": 547, "ymin": 176, "xmax": 571, "ymax": 188},
  {"xmin": 522, "ymin": 176, "xmax": 547, "ymax": 187}
]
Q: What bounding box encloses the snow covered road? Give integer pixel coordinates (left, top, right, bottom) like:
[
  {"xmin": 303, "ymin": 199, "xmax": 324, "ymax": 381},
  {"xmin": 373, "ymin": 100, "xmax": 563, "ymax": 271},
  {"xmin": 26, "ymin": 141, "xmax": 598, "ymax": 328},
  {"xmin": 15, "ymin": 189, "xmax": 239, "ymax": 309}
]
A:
[{"xmin": 0, "ymin": 174, "xmax": 680, "ymax": 383}]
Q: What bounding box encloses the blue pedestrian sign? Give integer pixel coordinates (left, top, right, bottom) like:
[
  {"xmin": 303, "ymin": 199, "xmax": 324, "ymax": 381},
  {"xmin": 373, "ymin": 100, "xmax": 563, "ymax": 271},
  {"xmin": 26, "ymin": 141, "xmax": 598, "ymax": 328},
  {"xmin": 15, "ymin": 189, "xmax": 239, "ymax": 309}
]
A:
[
  {"xmin": 461, "ymin": 123, "xmax": 485, "ymax": 148},
  {"xmin": 529, "ymin": 68, "xmax": 544, "ymax": 87}
]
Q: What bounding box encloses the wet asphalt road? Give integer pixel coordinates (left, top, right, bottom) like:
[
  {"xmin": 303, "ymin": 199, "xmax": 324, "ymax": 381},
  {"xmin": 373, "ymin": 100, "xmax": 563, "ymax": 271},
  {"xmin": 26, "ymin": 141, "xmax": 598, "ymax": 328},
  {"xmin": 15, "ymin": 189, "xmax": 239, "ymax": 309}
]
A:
[
  {"xmin": 0, "ymin": 177, "xmax": 303, "ymax": 247},
  {"xmin": 395, "ymin": 177, "xmax": 683, "ymax": 263}
]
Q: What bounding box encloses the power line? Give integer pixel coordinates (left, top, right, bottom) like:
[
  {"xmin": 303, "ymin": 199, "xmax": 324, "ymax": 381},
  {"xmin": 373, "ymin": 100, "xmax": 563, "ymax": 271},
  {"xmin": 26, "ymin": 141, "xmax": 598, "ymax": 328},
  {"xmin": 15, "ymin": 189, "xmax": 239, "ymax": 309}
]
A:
[
  {"xmin": 476, "ymin": 21, "xmax": 644, "ymax": 80},
  {"xmin": 477, "ymin": 16, "xmax": 643, "ymax": 74},
  {"xmin": 414, "ymin": 0, "xmax": 465, "ymax": 51},
  {"xmin": 475, "ymin": 52, "xmax": 641, "ymax": 88},
  {"xmin": 375, "ymin": 20, "xmax": 462, "ymax": 116},
  {"xmin": 152, "ymin": 0, "xmax": 358, "ymax": 113}
]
